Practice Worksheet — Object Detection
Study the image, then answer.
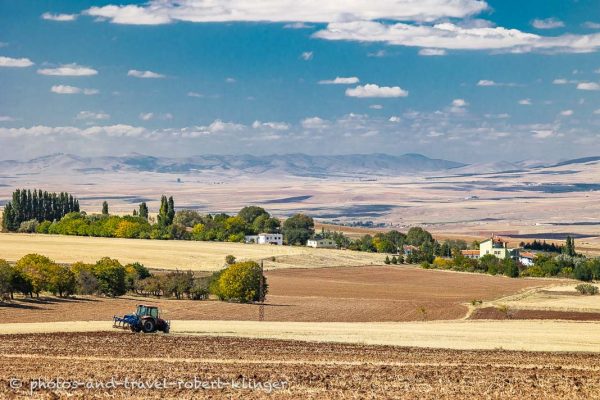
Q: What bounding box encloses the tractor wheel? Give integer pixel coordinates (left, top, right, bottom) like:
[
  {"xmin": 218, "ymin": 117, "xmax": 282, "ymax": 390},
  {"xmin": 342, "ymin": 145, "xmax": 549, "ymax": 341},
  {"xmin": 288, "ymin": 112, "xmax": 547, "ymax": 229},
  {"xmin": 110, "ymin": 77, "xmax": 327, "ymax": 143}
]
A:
[
  {"xmin": 130, "ymin": 325, "xmax": 141, "ymax": 333},
  {"xmin": 163, "ymin": 325, "xmax": 170, "ymax": 334},
  {"xmin": 142, "ymin": 319, "xmax": 156, "ymax": 333}
]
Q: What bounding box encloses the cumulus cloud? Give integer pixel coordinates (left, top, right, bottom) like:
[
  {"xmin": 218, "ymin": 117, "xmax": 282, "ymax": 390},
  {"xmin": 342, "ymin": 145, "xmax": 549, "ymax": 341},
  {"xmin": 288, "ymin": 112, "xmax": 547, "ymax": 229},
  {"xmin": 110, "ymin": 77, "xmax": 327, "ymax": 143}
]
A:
[
  {"xmin": 388, "ymin": 116, "xmax": 401, "ymax": 123},
  {"xmin": 518, "ymin": 98, "xmax": 532, "ymax": 105},
  {"xmin": 127, "ymin": 69, "xmax": 165, "ymax": 79},
  {"xmin": 345, "ymin": 84, "xmax": 408, "ymax": 98},
  {"xmin": 0, "ymin": 56, "xmax": 34, "ymax": 68},
  {"xmin": 252, "ymin": 121, "xmax": 290, "ymax": 130},
  {"xmin": 577, "ymin": 82, "xmax": 600, "ymax": 90},
  {"xmin": 418, "ymin": 48, "xmax": 447, "ymax": 56},
  {"xmin": 139, "ymin": 113, "xmax": 154, "ymax": 121},
  {"xmin": 476, "ymin": 79, "xmax": 518, "ymax": 87},
  {"xmin": 42, "ymin": 12, "xmax": 77, "ymax": 21},
  {"xmin": 187, "ymin": 91, "xmax": 203, "ymax": 97},
  {"xmin": 532, "ymin": 18, "xmax": 564, "ymax": 30},
  {"xmin": 532, "ymin": 129, "xmax": 555, "ymax": 139},
  {"xmin": 314, "ymin": 20, "xmax": 600, "ymax": 53},
  {"xmin": 553, "ymin": 78, "xmax": 568, "ymax": 84},
  {"xmin": 84, "ymin": 0, "xmax": 488, "ymax": 25},
  {"xmin": 38, "ymin": 63, "xmax": 98, "ymax": 76},
  {"xmin": 76, "ymin": 111, "xmax": 110, "ymax": 120},
  {"xmin": 301, "ymin": 117, "xmax": 329, "ymax": 129},
  {"xmin": 584, "ymin": 22, "xmax": 600, "ymax": 30},
  {"xmin": 51, "ymin": 85, "xmax": 98, "ymax": 95},
  {"xmin": 560, "ymin": 109, "xmax": 574, "ymax": 116},
  {"xmin": 284, "ymin": 22, "xmax": 315, "ymax": 29},
  {"xmin": 0, "ymin": 116, "xmax": 15, "ymax": 122},
  {"xmin": 318, "ymin": 76, "xmax": 360, "ymax": 85}
]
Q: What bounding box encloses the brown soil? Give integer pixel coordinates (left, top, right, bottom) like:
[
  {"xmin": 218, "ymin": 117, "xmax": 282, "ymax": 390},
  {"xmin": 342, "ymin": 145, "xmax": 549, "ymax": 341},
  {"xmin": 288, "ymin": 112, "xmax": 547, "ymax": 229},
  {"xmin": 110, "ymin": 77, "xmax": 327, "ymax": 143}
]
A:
[
  {"xmin": 1, "ymin": 332, "xmax": 600, "ymax": 399},
  {"xmin": 471, "ymin": 307, "xmax": 600, "ymax": 321},
  {"xmin": 0, "ymin": 266, "xmax": 553, "ymax": 323}
]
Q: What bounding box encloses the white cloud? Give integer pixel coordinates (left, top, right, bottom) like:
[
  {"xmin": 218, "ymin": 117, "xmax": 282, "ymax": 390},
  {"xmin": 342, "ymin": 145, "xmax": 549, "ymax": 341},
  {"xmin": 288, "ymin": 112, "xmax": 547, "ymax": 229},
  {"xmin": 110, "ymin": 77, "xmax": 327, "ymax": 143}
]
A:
[
  {"xmin": 38, "ymin": 63, "xmax": 98, "ymax": 76},
  {"xmin": 477, "ymin": 79, "xmax": 497, "ymax": 86},
  {"xmin": 532, "ymin": 129, "xmax": 554, "ymax": 139},
  {"xmin": 301, "ymin": 117, "xmax": 329, "ymax": 129},
  {"xmin": 369, "ymin": 104, "xmax": 383, "ymax": 110},
  {"xmin": 76, "ymin": 111, "xmax": 110, "ymax": 120},
  {"xmin": 418, "ymin": 48, "xmax": 446, "ymax": 56},
  {"xmin": 314, "ymin": 20, "xmax": 600, "ymax": 53},
  {"xmin": 318, "ymin": 76, "xmax": 360, "ymax": 85},
  {"xmin": 127, "ymin": 69, "xmax": 165, "ymax": 79},
  {"xmin": 388, "ymin": 116, "xmax": 401, "ymax": 123},
  {"xmin": 252, "ymin": 121, "xmax": 290, "ymax": 130},
  {"xmin": 301, "ymin": 51, "xmax": 313, "ymax": 61},
  {"xmin": 0, "ymin": 116, "xmax": 15, "ymax": 122},
  {"xmin": 518, "ymin": 99, "xmax": 532, "ymax": 105},
  {"xmin": 577, "ymin": 82, "xmax": 600, "ymax": 90},
  {"xmin": 51, "ymin": 85, "xmax": 98, "ymax": 95},
  {"xmin": 85, "ymin": 0, "xmax": 488, "ymax": 25},
  {"xmin": 584, "ymin": 22, "xmax": 600, "ymax": 30},
  {"xmin": 225, "ymin": 77, "xmax": 236, "ymax": 83},
  {"xmin": 284, "ymin": 22, "xmax": 314, "ymax": 29},
  {"xmin": 0, "ymin": 125, "xmax": 145, "ymax": 138},
  {"xmin": 552, "ymin": 78, "xmax": 568, "ymax": 84},
  {"xmin": 594, "ymin": 109, "xmax": 600, "ymax": 114},
  {"xmin": 452, "ymin": 99, "xmax": 468, "ymax": 107},
  {"xmin": 139, "ymin": 113, "xmax": 154, "ymax": 121},
  {"xmin": 42, "ymin": 12, "xmax": 77, "ymax": 21},
  {"xmin": 345, "ymin": 84, "xmax": 408, "ymax": 98},
  {"xmin": 187, "ymin": 91, "xmax": 203, "ymax": 97},
  {"xmin": 0, "ymin": 56, "xmax": 34, "ymax": 68},
  {"xmin": 532, "ymin": 18, "xmax": 564, "ymax": 30},
  {"xmin": 560, "ymin": 109, "xmax": 574, "ymax": 116}
]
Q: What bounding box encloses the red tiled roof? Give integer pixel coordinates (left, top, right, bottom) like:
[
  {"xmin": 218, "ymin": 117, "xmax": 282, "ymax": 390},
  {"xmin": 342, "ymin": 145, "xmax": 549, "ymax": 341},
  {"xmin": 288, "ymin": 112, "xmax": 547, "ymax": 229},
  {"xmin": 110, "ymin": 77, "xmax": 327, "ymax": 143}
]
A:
[{"xmin": 461, "ymin": 250, "xmax": 480, "ymax": 255}]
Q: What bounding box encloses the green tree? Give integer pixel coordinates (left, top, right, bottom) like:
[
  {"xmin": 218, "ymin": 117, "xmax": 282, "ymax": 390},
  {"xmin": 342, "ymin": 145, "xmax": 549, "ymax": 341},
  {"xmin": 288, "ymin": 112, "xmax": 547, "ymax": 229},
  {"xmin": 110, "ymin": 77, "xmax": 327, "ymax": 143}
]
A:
[
  {"xmin": 138, "ymin": 202, "xmax": 149, "ymax": 220},
  {"xmin": 406, "ymin": 227, "xmax": 434, "ymax": 246},
  {"xmin": 93, "ymin": 257, "xmax": 127, "ymax": 296},
  {"xmin": 47, "ymin": 264, "xmax": 76, "ymax": 297},
  {"xmin": 283, "ymin": 214, "xmax": 314, "ymax": 245},
  {"xmin": 574, "ymin": 263, "xmax": 593, "ymax": 282},
  {"xmin": 167, "ymin": 196, "xmax": 175, "ymax": 225},
  {"xmin": 216, "ymin": 261, "xmax": 267, "ymax": 303},
  {"xmin": 102, "ymin": 201, "xmax": 109, "ymax": 215},
  {"xmin": 15, "ymin": 254, "xmax": 56, "ymax": 297},
  {"xmin": 238, "ymin": 206, "xmax": 269, "ymax": 225},
  {"xmin": 0, "ymin": 259, "xmax": 14, "ymax": 299},
  {"xmin": 564, "ymin": 236, "xmax": 576, "ymax": 257}
]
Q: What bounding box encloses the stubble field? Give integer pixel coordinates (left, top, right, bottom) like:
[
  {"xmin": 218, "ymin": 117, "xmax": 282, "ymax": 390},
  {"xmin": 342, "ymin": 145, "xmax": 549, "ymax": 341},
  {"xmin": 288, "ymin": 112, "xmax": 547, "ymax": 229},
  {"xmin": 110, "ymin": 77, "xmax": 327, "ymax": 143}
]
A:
[
  {"xmin": 0, "ymin": 266, "xmax": 554, "ymax": 323},
  {"xmin": 1, "ymin": 332, "xmax": 600, "ymax": 399}
]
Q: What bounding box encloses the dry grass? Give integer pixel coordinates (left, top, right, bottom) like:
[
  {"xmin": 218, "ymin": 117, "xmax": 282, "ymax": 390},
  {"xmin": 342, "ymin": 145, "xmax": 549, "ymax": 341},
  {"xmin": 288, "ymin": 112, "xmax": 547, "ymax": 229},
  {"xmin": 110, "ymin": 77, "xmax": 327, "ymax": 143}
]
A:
[
  {"xmin": 2, "ymin": 332, "xmax": 600, "ymax": 399},
  {"xmin": 0, "ymin": 233, "xmax": 385, "ymax": 271},
  {"xmin": 0, "ymin": 266, "xmax": 553, "ymax": 323}
]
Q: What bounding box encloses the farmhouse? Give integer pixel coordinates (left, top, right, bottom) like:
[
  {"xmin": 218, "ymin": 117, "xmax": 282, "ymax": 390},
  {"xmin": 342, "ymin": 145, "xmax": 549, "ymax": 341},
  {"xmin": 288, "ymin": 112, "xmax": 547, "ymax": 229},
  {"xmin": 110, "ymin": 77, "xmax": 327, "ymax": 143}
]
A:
[
  {"xmin": 479, "ymin": 236, "xmax": 516, "ymax": 259},
  {"xmin": 244, "ymin": 233, "xmax": 283, "ymax": 245},
  {"xmin": 461, "ymin": 250, "xmax": 480, "ymax": 260},
  {"xmin": 518, "ymin": 251, "xmax": 536, "ymax": 267},
  {"xmin": 307, "ymin": 238, "xmax": 337, "ymax": 249},
  {"xmin": 403, "ymin": 245, "xmax": 419, "ymax": 255}
]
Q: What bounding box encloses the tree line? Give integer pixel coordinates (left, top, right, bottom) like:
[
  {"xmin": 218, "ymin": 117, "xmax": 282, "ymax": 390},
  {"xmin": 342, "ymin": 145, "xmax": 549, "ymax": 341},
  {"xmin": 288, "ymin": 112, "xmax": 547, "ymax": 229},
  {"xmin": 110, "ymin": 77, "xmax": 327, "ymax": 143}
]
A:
[
  {"xmin": 0, "ymin": 253, "xmax": 266, "ymax": 304},
  {"xmin": 2, "ymin": 189, "xmax": 79, "ymax": 231}
]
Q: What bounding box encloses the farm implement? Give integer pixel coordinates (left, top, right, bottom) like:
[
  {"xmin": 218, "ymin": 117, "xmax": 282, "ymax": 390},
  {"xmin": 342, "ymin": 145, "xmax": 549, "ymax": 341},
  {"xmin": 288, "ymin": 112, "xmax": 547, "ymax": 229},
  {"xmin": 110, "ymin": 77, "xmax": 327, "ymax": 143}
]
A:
[{"xmin": 113, "ymin": 304, "xmax": 170, "ymax": 333}]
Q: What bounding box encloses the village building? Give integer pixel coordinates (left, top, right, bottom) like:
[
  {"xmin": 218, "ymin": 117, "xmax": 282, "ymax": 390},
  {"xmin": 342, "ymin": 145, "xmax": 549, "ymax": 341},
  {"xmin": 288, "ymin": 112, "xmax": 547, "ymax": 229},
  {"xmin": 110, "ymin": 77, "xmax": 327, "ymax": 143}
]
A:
[
  {"xmin": 518, "ymin": 251, "xmax": 536, "ymax": 267},
  {"xmin": 307, "ymin": 238, "xmax": 337, "ymax": 249},
  {"xmin": 244, "ymin": 233, "xmax": 283, "ymax": 245},
  {"xmin": 461, "ymin": 250, "xmax": 480, "ymax": 260}
]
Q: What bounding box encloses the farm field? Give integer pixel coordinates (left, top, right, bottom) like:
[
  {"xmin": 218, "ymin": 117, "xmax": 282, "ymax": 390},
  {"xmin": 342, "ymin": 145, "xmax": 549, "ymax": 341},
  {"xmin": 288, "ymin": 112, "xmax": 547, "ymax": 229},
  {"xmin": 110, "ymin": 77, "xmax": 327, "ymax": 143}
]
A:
[
  {"xmin": 2, "ymin": 332, "xmax": 600, "ymax": 399},
  {"xmin": 0, "ymin": 266, "xmax": 554, "ymax": 323},
  {"xmin": 0, "ymin": 233, "xmax": 385, "ymax": 271}
]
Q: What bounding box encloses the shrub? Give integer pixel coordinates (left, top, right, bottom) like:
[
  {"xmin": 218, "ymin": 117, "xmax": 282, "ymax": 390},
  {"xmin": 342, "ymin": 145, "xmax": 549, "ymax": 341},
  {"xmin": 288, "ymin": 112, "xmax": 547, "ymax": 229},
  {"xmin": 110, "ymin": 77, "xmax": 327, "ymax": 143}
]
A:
[
  {"xmin": 18, "ymin": 219, "xmax": 39, "ymax": 233},
  {"xmin": 391, "ymin": 256, "xmax": 398, "ymax": 264},
  {"xmin": 384, "ymin": 256, "xmax": 391, "ymax": 265},
  {"xmin": 225, "ymin": 255, "xmax": 236, "ymax": 265},
  {"xmin": 93, "ymin": 257, "xmax": 127, "ymax": 297},
  {"xmin": 574, "ymin": 264, "xmax": 593, "ymax": 282},
  {"xmin": 575, "ymin": 283, "xmax": 599, "ymax": 295}
]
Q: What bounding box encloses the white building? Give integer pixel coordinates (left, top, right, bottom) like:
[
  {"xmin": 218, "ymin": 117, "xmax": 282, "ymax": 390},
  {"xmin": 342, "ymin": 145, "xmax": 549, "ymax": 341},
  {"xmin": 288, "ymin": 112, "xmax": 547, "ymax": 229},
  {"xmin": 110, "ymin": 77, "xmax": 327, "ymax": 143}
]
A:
[
  {"xmin": 518, "ymin": 251, "xmax": 536, "ymax": 267},
  {"xmin": 245, "ymin": 233, "xmax": 283, "ymax": 245},
  {"xmin": 307, "ymin": 238, "xmax": 337, "ymax": 249}
]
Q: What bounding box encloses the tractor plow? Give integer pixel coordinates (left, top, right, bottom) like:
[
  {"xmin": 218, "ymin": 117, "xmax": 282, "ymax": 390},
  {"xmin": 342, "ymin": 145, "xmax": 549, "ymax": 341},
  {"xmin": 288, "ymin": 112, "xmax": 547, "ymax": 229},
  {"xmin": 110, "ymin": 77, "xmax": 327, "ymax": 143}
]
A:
[{"xmin": 113, "ymin": 305, "xmax": 170, "ymax": 334}]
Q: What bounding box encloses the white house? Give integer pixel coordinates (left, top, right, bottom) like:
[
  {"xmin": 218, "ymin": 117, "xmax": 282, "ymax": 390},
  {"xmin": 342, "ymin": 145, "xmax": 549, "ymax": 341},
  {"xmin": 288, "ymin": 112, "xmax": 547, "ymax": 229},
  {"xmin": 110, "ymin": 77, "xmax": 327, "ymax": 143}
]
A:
[
  {"xmin": 245, "ymin": 233, "xmax": 283, "ymax": 245},
  {"xmin": 307, "ymin": 238, "xmax": 337, "ymax": 249},
  {"xmin": 518, "ymin": 251, "xmax": 536, "ymax": 267}
]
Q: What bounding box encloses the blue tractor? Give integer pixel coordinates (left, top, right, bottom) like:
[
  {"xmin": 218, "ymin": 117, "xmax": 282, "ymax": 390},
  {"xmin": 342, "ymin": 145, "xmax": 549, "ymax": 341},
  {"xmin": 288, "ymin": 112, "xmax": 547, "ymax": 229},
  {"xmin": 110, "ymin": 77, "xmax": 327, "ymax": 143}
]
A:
[{"xmin": 113, "ymin": 305, "xmax": 170, "ymax": 333}]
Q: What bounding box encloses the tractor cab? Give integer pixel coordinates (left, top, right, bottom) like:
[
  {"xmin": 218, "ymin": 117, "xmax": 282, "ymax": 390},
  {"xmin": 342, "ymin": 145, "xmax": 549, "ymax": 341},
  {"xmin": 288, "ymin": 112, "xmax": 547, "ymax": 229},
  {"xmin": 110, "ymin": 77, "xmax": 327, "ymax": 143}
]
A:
[{"xmin": 136, "ymin": 305, "xmax": 159, "ymax": 318}]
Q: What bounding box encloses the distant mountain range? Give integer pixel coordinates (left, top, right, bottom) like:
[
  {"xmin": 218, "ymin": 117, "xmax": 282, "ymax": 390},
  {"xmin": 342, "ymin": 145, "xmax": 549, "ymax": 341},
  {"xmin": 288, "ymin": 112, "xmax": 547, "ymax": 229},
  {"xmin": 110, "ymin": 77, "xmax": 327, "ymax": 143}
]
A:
[
  {"xmin": 0, "ymin": 153, "xmax": 598, "ymax": 178},
  {"xmin": 0, "ymin": 153, "xmax": 466, "ymax": 177}
]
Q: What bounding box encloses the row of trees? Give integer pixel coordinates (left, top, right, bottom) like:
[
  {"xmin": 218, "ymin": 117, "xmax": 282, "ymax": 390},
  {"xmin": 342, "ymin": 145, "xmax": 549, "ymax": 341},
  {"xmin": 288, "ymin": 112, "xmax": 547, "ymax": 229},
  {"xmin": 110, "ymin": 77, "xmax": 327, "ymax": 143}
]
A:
[
  {"xmin": 0, "ymin": 253, "xmax": 267, "ymax": 304},
  {"xmin": 2, "ymin": 189, "xmax": 80, "ymax": 231}
]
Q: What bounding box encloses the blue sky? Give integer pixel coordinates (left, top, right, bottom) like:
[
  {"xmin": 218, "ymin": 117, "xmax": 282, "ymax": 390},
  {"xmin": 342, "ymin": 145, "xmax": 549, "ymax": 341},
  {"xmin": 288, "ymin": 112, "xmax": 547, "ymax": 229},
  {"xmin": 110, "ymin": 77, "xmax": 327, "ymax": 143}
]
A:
[{"xmin": 1, "ymin": 0, "xmax": 600, "ymax": 162}]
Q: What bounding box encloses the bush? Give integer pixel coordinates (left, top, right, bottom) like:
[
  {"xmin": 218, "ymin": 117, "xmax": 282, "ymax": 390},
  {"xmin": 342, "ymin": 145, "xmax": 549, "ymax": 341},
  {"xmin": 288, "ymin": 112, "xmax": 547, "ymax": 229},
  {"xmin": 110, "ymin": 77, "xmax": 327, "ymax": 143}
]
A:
[
  {"xmin": 93, "ymin": 257, "xmax": 127, "ymax": 297},
  {"xmin": 216, "ymin": 261, "xmax": 267, "ymax": 303},
  {"xmin": 575, "ymin": 283, "xmax": 599, "ymax": 295},
  {"xmin": 574, "ymin": 264, "xmax": 593, "ymax": 282},
  {"xmin": 384, "ymin": 256, "xmax": 391, "ymax": 265},
  {"xmin": 18, "ymin": 219, "xmax": 39, "ymax": 233}
]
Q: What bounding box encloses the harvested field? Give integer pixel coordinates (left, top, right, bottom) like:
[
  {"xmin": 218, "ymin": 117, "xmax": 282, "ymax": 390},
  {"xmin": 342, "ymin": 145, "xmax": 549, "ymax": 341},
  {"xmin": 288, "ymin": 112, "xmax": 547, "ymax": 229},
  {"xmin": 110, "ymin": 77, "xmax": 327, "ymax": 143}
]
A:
[
  {"xmin": 2, "ymin": 320, "xmax": 600, "ymax": 352},
  {"xmin": 0, "ymin": 233, "xmax": 385, "ymax": 271},
  {"xmin": 1, "ymin": 332, "xmax": 600, "ymax": 399},
  {"xmin": 470, "ymin": 307, "xmax": 600, "ymax": 321},
  {"xmin": 0, "ymin": 266, "xmax": 554, "ymax": 323}
]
